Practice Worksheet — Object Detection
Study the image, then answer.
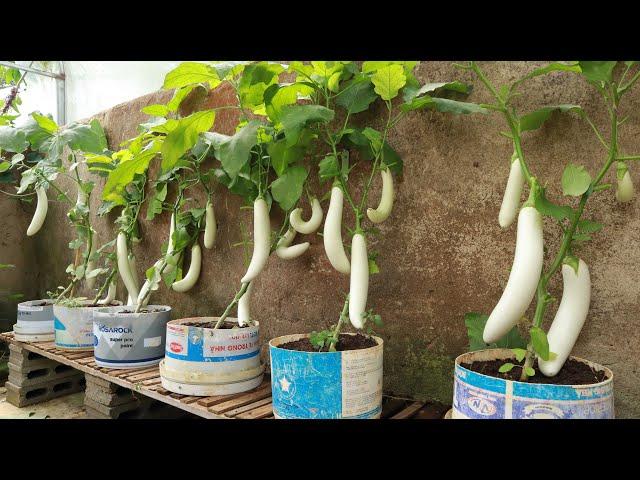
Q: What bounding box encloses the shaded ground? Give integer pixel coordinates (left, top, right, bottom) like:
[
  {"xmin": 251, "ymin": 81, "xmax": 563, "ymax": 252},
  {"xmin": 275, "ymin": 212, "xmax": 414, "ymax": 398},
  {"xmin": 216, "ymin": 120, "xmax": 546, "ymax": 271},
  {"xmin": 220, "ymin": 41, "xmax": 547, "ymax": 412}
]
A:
[{"xmin": 0, "ymin": 386, "xmax": 87, "ymax": 419}]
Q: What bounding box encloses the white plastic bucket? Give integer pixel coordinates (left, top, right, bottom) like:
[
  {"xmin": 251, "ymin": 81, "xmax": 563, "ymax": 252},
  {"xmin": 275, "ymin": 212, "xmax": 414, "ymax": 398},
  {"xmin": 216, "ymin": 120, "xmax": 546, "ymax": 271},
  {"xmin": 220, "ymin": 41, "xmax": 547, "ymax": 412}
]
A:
[
  {"xmin": 13, "ymin": 300, "xmax": 55, "ymax": 341},
  {"xmin": 54, "ymin": 301, "xmax": 121, "ymax": 351},
  {"xmin": 269, "ymin": 333, "xmax": 384, "ymax": 419},
  {"xmin": 452, "ymin": 349, "xmax": 614, "ymax": 419},
  {"xmin": 159, "ymin": 317, "xmax": 265, "ymax": 396},
  {"xmin": 93, "ymin": 305, "xmax": 172, "ymax": 369}
]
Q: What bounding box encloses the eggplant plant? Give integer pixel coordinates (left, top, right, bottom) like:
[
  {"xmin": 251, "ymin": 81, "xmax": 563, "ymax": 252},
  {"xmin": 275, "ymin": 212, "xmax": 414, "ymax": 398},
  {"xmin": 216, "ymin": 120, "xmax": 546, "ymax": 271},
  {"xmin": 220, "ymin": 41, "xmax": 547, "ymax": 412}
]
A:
[
  {"xmin": 0, "ymin": 110, "xmax": 112, "ymax": 305},
  {"xmin": 463, "ymin": 61, "xmax": 640, "ymax": 380}
]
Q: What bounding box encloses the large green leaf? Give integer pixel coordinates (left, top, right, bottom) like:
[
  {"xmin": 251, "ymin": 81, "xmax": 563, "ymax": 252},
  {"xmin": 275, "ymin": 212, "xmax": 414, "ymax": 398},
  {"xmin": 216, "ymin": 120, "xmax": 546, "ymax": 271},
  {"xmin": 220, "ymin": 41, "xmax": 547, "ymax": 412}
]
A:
[
  {"xmin": 0, "ymin": 126, "xmax": 28, "ymax": 152},
  {"xmin": 578, "ymin": 61, "xmax": 617, "ymax": 84},
  {"xmin": 402, "ymin": 96, "xmax": 488, "ymax": 114},
  {"xmin": 238, "ymin": 62, "xmax": 284, "ymax": 112},
  {"xmin": 530, "ymin": 326, "xmax": 550, "ymax": 361},
  {"xmin": 335, "ymin": 79, "xmax": 378, "ymax": 114},
  {"xmin": 267, "ymin": 139, "xmax": 305, "ymax": 176},
  {"xmin": 519, "ymin": 104, "xmax": 583, "ymax": 132},
  {"xmin": 103, "ymin": 151, "xmax": 156, "ymax": 204},
  {"xmin": 535, "ymin": 187, "xmax": 574, "ymax": 221},
  {"xmin": 562, "ymin": 164, "xmax": 592, "ymax": 196},
  {"xmin": 280, "ymin": 105, "xmax": 334, "ymax": 146},
  {"xmin": 371, "ymin": 64, "xmax": 406, "ymax": 101},
  {"xmin": 405, "ymin": 80, "xmax": 470, "ymax": 102},
  {"xmin": 264, "ymin": 83, "xmax": 315, "ymax": 123},
  {"xmin": 516, "ymin": 62, "xmax": 582, "ymax": 85},
  {"xmin": 61, "ymin": 120, "xmax": 107, "ymax": 154},
  {"xmin": 216, "ymin": 120, "xmax": 260, "ymax": 179},
  {"xmin": 31, "ymin": 112, "xmax": 59, "ymax": 134},
  {"xmin": 270, "ymin": 165, "xmax": 308, "ymax": 211},
  {"xmin": 161, "ymin": 110, "xmax": 215, "ymax": 171},
  {"xmin": 163, "ymin": 62, "xmax": 220, "ymax": 89}
]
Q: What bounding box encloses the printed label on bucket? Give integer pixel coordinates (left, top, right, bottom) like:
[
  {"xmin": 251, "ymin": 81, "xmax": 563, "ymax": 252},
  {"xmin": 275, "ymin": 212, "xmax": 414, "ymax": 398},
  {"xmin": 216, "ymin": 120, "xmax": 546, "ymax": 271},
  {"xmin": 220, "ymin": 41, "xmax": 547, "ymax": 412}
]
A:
[
  {"xmin": 165, "ymin": 324, "xmax": 260, "ymax": 362},
  {"xmin": 270, "ymin": 344, "xmax": 382, "ymax": 419}
]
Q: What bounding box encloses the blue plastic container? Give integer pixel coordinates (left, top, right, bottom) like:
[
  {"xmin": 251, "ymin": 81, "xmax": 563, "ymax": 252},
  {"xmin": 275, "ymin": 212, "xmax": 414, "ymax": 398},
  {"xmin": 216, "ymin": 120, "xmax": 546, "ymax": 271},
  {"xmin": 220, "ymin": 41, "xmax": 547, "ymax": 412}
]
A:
[
  {"xmin": 453, "ymin": 349, "xmax": 614, "ymax": 419},
  {"xmin": 269, "ymin": 333, "xmax": 383, "ymax": 419}
]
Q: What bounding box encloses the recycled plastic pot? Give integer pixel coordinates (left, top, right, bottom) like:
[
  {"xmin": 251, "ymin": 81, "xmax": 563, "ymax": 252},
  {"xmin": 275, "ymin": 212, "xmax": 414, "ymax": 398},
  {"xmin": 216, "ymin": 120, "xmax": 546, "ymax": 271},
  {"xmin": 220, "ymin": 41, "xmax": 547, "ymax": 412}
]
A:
[
  {"xmin": 54, "ymin": 300, "xmax": 121, "ymax": 351},
  {"xmin": 269, "ymin": 333, "xmax": 383, "ymax": 419},
  {"xmin": 452, "ymin": 349, "xmax": 614, "ymax": 419},
  {"xmin": 159, "ymin": 317, "xmax": 264, "ymax": 396},
  {"xmin": 13, "ymin": 300, "xmax": 54, "ymax": 342},
  {"xmin": 93, "ymin": 305, "xmax": 172, "ymax": 369}
]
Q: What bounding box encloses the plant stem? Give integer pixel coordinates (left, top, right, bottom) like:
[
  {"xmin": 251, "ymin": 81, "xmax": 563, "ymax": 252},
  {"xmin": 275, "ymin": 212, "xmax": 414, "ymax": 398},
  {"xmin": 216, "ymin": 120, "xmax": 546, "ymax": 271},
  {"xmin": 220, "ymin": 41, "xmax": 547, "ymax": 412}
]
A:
[
  {"xmin": 214, "ymin": 281, "xmax": 250, "ymax": 328},
  {"xmin": 93, "ymin": 269, "xmax": 116, "ymax": 304},
  {"xmin": 328, "ymin": 295, "xmax": 349, "ymax": 352}
]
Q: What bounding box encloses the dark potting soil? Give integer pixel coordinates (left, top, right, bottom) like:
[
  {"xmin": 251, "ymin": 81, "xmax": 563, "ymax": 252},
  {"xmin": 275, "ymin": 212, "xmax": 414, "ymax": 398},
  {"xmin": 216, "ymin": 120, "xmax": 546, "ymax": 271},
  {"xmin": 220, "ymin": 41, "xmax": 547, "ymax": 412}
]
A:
[
  {"xmin": 461, "ymin": 358, "xmax": 608, "ymax": 385},
  {"xmin": 181, "ymin": 321, "xmax": 248, "ymax": 329},
  {"xmin": 32, "ymin": 301, "xmax": 54, "ymax": 307},
  {"xmin": 279, "ymin": 333, "xmax": 378, "ymax": 352}
]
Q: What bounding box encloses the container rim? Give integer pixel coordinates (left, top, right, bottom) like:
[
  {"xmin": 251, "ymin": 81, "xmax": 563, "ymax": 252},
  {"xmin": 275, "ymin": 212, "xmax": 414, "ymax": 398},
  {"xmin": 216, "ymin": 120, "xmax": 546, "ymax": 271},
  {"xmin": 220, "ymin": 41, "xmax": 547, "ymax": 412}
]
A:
[
  {"xmin": 93, "ymin": 305, "xmax": 172, "ymax": 316},
  {"xmin": 269, "ymin": 332, "xmax": 383, "ymax": 353},
  {"xmin": 454, "ymin": 348, "xmax": 613, "ymax": 388},
  {"xmin": 167, "ymin": 316, "xmax": 259, "ymax": 329},
  {"xmin": 19, "ymin": 299, "xmax": 54, "ymax": 307},
  {"xmin": 53, "ymin": 299, "xmax": 123, "ymax": 310}
]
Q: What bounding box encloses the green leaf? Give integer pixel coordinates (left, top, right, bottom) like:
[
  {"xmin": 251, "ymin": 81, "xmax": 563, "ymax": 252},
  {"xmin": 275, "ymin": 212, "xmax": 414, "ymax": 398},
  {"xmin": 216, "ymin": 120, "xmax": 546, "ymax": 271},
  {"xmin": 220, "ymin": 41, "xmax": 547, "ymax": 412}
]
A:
[
  {"xmin": 0, "ymin": 126, "xmax": 28, "ymax": 152},
  {"xmin": 319, "ymin": 154, "xmax": 340, "ymax": 181},
  {"xmin": 103, "ymin": 151, "xmax": 156, "ymax": 204},
  {"xmin": 270, "ymin": 165, "xmax": 308, "ymax": 211},
  {"xmin": 577, "ymin": 219, "xmax": 603, "ymax": 234},
  {"xmin": 267, "ymin": 140, "xmax": 304, "ymax": 177},
  {"xmin": 562, "ymin": 164, "xmax": 592, "ymax": 196},
  {"xmin": 405, "ymin": 81, "xmax": 471, "ymax": 102},
  {"xmin": 382, "ymin": 142, "xmax": 403, "ymax": 175},
  {"xmin": 142, "ymin": 104, "xmax": 169, "ymax": 117},
  {"xmin": 530, "ymin": 326, "xmax": 550, "ymax": 361},
  {"xmin": 534, "ymin": 187, "xmax": 574, "ymax": 221},
  {"xmin": 368, "ymin": 258, "xmax": 380, "ymax": 274},
  {"xmin": 499, "ymin": 363, "xmax": 515, "ymax": 373},
  {"xmin": 578, "ymin": 61, "xmax": 617, "ymax": 84},
  {"xmin": 166, "ymin": 85, "xmax": 196, "ymax": 112},
  {"xmin": 0, "ymin": 161, "xmax": 10, "ymax": 173},
  {"xmin": 525, "ymin": 366, "xmax": 536, "ymax": 377},
  {"xmin": 61, "ymin": 121, "xmax": 107, "ymax": 154},
  {"xmin": 31, "ymin": 112, "xmax": 59, "ymax": 134},
  {"xmin": 161, "ymin": 110, "xmax": 215, "ymax": 171},
  {"xmin": 519, "ymin": 105, "xmax": 583, "ymax": 132},
  {"xmin": 517, "ymin": 62, "xmax": 582, "ymax": 84},
  {"xmin": 146, "ymin": 183, "xmax": 168, "ymax": 221},
  {"xmin": 402, "ymin": 97, "xmax": 489, "ymax": 115},
  {"xmin": 512, "ymin": 348, "xmax": 527, "ymax": 362},
  {"xmin": 336, "ymin": 79, "xmax": 378, "ymax": 114},
  {"xmin": 238, "ymin": 62, "xmax": 284, "ymax": 112},
  {"xmin": 216, "ymin": 120, "xmax": 260, "ymax": 179},
  {"xmin": 371, "ymin": 64, "xmax": 406, "ymax": 101},
  {"xmin": 464, "ymin": 312, "xmax": 526, "ymax": 351},
  {"xmin": 280, "ymin": 105, "xmax": 334, "ymax": 146},
  {"xmin": 264, "ymin": 83, "xmax": 315, "ymax": 122},
  {"xmin": 163, "ymin": 62, "xmax": 220, "ymax": 89}
]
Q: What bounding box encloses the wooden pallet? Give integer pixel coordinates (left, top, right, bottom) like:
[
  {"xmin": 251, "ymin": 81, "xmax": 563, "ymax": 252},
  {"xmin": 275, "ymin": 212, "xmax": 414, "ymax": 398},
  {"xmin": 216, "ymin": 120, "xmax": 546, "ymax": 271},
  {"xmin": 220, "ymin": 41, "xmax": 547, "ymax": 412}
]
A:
[{"xmin": 0, "ymin": 332, "xmax": 447, "ymax": 419}]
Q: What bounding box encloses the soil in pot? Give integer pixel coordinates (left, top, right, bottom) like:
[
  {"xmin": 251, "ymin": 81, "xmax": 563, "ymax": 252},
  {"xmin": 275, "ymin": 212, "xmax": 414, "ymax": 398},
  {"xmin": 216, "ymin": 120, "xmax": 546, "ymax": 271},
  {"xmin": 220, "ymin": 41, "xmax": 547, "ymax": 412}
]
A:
[
  {"xmin": 279, "ymin": 333, "xmax": 377, "ymax": 352},
  {"xmin": 31, "ymin": 301, "xmax": 54, "ymax": 307},
  {"xmin": 181, "ymin": 320, "xmax": 249, "ymax": 329},
  {"xmin": 461, "ymin": 358, "xmax": 607, "ymax": 385}
]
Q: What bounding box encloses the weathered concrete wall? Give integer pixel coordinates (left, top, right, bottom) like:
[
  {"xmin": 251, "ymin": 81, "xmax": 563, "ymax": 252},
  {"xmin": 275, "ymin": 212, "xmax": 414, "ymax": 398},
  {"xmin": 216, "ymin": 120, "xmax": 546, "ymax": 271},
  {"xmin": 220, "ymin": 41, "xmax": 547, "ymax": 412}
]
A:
[{"xmin": 15, "ymin": 62, "xmax": 640, "ymax": 417}]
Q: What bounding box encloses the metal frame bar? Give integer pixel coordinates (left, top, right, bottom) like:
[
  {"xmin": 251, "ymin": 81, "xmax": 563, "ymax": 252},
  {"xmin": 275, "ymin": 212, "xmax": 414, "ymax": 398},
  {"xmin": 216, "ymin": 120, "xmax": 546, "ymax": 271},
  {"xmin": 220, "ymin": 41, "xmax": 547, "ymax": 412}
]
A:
[{"xmin": 0, "ymin": 60, "xmax": 66, "ymax": 124}]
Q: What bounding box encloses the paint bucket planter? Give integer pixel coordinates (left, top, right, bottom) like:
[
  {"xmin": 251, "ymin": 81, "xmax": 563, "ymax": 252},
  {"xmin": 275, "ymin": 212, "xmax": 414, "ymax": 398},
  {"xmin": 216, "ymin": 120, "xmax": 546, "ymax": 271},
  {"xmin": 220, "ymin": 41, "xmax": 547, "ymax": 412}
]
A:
[
  {"xmin": 93, "ymin": 306, "xmax": 172, "ymax": 369},
  {"xmin": 159, "ymin": 317, "xmax": 265, "ymax": 396},
  {"xmin": 452, "ymin": 349, "xmax": 614, "ymax": 419},
  {"xmin": 13, "ymin": 300, "xmax": 55, "ymax": 342},
  {"xmin": 54, "ymin": 301, "xmax": 121, "ymax": 351},
  {"xmin": 269, "ymin": 334, "xmax": 384, "ymax": 419}
]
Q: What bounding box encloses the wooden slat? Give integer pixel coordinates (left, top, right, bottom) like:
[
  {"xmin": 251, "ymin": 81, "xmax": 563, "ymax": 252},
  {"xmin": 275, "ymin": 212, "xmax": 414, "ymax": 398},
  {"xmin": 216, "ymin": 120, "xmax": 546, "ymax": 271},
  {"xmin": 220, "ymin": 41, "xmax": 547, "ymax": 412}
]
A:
[
  {"xmin": 141, "ymin": 378, "xmax": 162, "ymax": 386},
  {"xmin": 123, "ymin": 370, "xmax": 161, "ymax": 382},
  {"xmin": 390, "ymin": 401, "xmax": 425, "ymax": 419},
  {"xmin": 208, "ymin": 385, "xmax": 272, "ymax": 414},
  {"xmin": 236, "ymin": 403, "xmax": 273, "ymax": 419},
  {"xmin": 179, "ymin": 396, "xmax": 202, "ymax": 404},
  {"xmin": 223, "ymin": 397, "xmax": 272, "ymax": 417},
  {"xmin": 119, "ymin": 366, "xmax": 159, "ymax": 378},
  {"xmin": 381, "ymin": 398, "xmax": 411, "ymax": 419},
  {"xmin": 197, "ymin": 393, "xmax": 244, "ymax": 408},
  {"xmin": 75, "ymin": 357, "xmax": 96, "ymax": 365}
]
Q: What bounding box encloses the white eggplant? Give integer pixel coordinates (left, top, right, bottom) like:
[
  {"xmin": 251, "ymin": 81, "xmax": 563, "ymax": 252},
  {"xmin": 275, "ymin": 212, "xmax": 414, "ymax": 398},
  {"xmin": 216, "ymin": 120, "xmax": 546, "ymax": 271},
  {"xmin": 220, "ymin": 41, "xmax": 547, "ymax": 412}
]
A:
[
  {"xmin": 241, "ymin": 198, "xmax": 271, "ymax": 283},
  {"xmin": 538, "ymin": 259, "xmax": 591, "ymax": 377},
  {"xmin": 498, "ymin": 158, "xmax": 525, "ymax": 229},
  {"xmin": 366, "ymin": 168, "xmax": 394, "ymax": 224},
  {"xmin": 275, "ymin": 228, "xmax": 309, "ymax": 259},
  {"xmin": 172, "ymin": 243, "xmax": 202, "ymax": 292},
  {"xmin": 348, "ymin": 233, "xmax": 369, "ymax": 329},
  {"xmin": 26, "ymin": 187, "xmax": 48, "ymax": 236},
  {"xmin": 117, "ymin": 232, "xmax": 139, "ymax": 303},
  {"xmin": 616, "ymin": 163, "xmax": 634, "ymax": 203},
  {"xmin": 164, "ymin": 213, "xmax": 178, "ymax": 274},
  {"xmin": 237, "ymin": 282, "xmax": 254, "ymax": 327},
  {"xmin": 97, "ymin": 280, "xmax": 117, "ymax": 305},
  {"xmin": 128, "ymin": 254, "xmax": 139, "ymax": 291},
  {"xmin": 204, "ymin": 201, "xmax": 217, "ymax": 249},
  {"xmin": 290, "ymin": 197, "xmax": 323, "ymax": 234},
  {"xmin": 323, "ymin": 186, "xmax": 350, "ymax": 274},
  {"xmin": 483, "ymin": 206, "xmax": 544, "ymax": 344}
]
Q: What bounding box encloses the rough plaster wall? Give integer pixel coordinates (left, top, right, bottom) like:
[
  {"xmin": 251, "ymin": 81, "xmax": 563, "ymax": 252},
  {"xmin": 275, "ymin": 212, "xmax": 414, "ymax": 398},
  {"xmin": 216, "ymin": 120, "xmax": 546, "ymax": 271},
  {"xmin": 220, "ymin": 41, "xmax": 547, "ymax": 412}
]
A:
[{"xmin": 18, "ymin": 61, "xmax": 640, "ymax": 418}]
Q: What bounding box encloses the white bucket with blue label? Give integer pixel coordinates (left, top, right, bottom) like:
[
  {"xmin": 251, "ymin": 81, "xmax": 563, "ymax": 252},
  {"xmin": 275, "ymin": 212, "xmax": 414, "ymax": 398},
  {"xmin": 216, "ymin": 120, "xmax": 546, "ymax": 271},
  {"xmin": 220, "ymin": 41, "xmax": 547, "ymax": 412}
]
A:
[
  {"xmin": 13, "ymin": 300, "xmax": 55, "ymax": 342},
  {"xmin": 54, "ymin": 301, "xmax": 122, "ymax": 351},
  {"xmin": 159, "ymin": 317, "xmax": 265, "ymax": 396},
  {"xmin": 93, "ymin": 305, "xmax": 172, "ymax": 369},
  {"xmin": 269, "ymin": 334, "xmax": 384, "ymax": 419},
  {"xmin": 453, "ymin": 349, "xmax": 614, "ymax": 419}
]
